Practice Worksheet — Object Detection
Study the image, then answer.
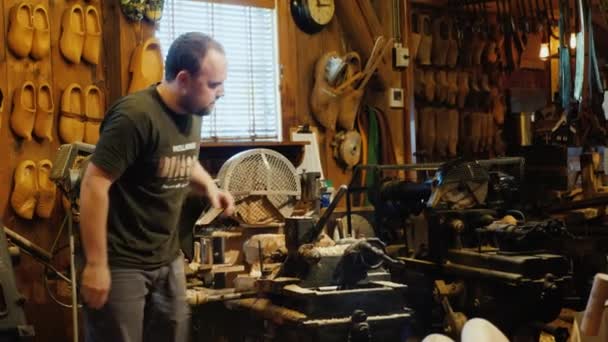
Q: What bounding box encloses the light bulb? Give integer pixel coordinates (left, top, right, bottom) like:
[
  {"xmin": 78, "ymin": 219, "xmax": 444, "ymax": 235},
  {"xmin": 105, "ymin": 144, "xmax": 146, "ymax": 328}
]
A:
[
  {"xmin": 570, "ymin": 32, "xmax": 577, "ymax": 49},
  {"xmin": 539, "ymin": 43, "xmax": 550, "ymax": 60}
]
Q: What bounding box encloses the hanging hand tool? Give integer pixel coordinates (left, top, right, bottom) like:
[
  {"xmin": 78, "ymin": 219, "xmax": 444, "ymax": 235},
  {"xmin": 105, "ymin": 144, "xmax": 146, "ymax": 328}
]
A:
[
  {"xmin": 508, "ymin": 0, "xmax": 524, "ymax": 65},
  {"xmin": 533, "ymin": 0, "xmax": 543, "ymax": 33},
  {"xmin": 515, "ymin": 0, "xmax": 527, "ymax": 46},
  {"xmin": 519, "ymin": 0, "xmax": 530, "ymax": 44},
  {"xmin": 558, "ymin": 0, "xmax": 572, "ymax": 108},
  {"xmin": 573, "ymin": 0, "xmax": 585, "ymax": 102},
  {"xmin": 586, "ymin": 0, "xmax": 604, "ymax": 99},
  {"xmin": 502, "ymin": 0, "xmax": 515, "ymax": 71},
  {"xmin": 541, "ymin": 0, "xmax": 557, "ymax": 40}
]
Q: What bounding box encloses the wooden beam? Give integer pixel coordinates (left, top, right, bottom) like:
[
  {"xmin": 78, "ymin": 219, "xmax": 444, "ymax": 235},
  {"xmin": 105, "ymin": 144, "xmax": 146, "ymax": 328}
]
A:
[
  {"xmin": 401, "ymin": 0, "xmax": 415, "ymax": 172},
  {"xmin": 277, "ymin": 0, "xmax": 298, "ymax": 141},
  {"xmin": 335, "ymin": 0, "xmax": 392, "ymax": 89},
  {"xmin": 102, "ymin": 2, "xmax": 156, "ymax": 104}
]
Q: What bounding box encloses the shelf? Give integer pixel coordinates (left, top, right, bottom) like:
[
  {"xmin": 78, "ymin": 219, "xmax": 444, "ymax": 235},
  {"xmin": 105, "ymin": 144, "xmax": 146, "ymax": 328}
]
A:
[
  {"xmin": 212, "ymin": 265, "xmax": 245, "ymax": 274},
  {"xmin": 240, "ymin": 223, "xmax": 284, "ymax": 229}
]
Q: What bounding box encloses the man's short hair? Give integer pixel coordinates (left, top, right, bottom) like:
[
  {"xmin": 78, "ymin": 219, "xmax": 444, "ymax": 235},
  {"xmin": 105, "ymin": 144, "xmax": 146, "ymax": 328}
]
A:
[{"xmin": 164, "ymin": 32, "xmax": 225, "ymax": 81}]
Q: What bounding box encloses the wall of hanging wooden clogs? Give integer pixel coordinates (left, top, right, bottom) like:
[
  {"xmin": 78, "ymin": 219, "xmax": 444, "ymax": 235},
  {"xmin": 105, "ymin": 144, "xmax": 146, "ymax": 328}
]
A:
[
  {"xmin": 411, "ymin": 10, "xmax": 510, "ymax": 162},
  {"xmin": 0, "ymin": 0, "xmax": 106, "ymax": 340}
]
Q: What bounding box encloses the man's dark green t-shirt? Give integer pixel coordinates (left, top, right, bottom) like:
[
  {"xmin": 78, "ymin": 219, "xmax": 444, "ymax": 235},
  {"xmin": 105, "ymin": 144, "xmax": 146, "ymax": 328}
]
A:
[{"xmin": 90, "ymin": 86, "xmax": 202, "ymax": 269}]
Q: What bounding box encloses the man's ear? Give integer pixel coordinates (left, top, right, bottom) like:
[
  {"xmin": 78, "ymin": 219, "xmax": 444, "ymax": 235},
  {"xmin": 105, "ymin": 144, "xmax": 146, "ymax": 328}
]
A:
[{"xmin": 175, "ymin": 70, "xmax": 190, "ymax": 88}]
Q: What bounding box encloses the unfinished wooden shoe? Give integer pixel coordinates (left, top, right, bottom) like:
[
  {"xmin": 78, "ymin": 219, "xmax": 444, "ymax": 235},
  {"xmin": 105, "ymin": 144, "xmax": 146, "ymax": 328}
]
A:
[
  {"xmin": 491, "ymin": 88, "xmax": 505, "ymax": 125},
  {"xmin": 447, "ymin": 108, "xmax": 459, "ymax": 157},
  {"xmin": 436, "ymin": 71, "xmax": 449, "ymax": 103},
  {"xmin": 446, "ymin": 71, "xmax": 458, "ymax": 106},
  {"xmin": 472, "ymin": 31, "xmax": 487, "ymax": 66},
  {"xmin": 424, "ymin": 70, "xmax": 436, "ymax": 102},
  {"xmin": 446, "ymin": 21, "xmax": 459, "ymax": 67},
  {"xmin": 417, "ymin": 15, "xmax": 432, "ymax": 66},
  {"xmin": 434, "ymin": 107, "xmax": 449, "ymax": 158},
  {"xmin": 460, "ymin": 26, "xmax": 473, "ymax": 67},
  {"xmin": 36, "ymin": 160, "xmax": 56, "ymax": 219},
  {"xmin": 10, "ymin": 82, "xmax": 36, "ymax": 140},
  {"xmin": 336, "ymin": 52, "xmax": 363, "ymax": 131},
  {"xmin": 84, "ymin": 85, "xmax": 104, "ymax": 144},
  {"xmin": 31, "ymin": 5, "xmax": 51, "ymax": 60},
  {"xmin": 128, "ymin": 37, "xmax": 164, "ymax": 93},
  {"xmin": 432, "ymin": 17, "xmax": 449, "ymax": 66},
  {"xmin": 494, "ymin": 129, "xmax": 506, "ymax": 156},
  {"xmin": 410, "ymin": 13, "xmax": 422, "ymax": 61},
  {"xmin": 337, "ymin": 89, "xmax": 364, "ymax": 132},
  {"xmin": 33, "ymin": 82, "xmax": 54, "ymax": 141},
  {"xmin": 11, "ymin": 160, "xmax": 38, "ymax": 220},
  {"xmin": 311, "ymin": 52, "xmax": 341, "ymax": 130},
  {"xmin": 480, "ymin": 73, "xmax": 491, "ymax": 92},
  {"xmin": 83, "ymin": 6, "xmax": 101, "ymax": 65},
  {"xmin": 418, "ymin": 107, "xmax": 436, "ymax": 159},
  {"xmin": 479, "ymin": 113, "xmax": 489, "ymax": 152},
  {"xmin": 485, "ymin": 113, "xmax": 494, "ymax": 153},
  {"xmin": 486, "ymin": 40, "xmax": 497, "ymax": 64},
  {"xmin": 470, "ymin": 71, "xmax": 480, "ymax": 93},
  {"xmin": 414, "ymin": 68, "xmax": 426, "ymax": 98},
  {"xmin": 8, "ymin": 3, "xmax": 34, "ymax": 58},
  {"xmin": 470, "ymin": 112, "xmax": 483, "ymax": 154},
  {"xmin": 59, "ymin": 84, "xmax": 85, "ymax": 143},
  {"xmin": 60, "ymin": 4, "xmax": 85, "ymax": 64},
  {"xmin": 457, "ymin": 72, "xmax": 469, "ymax": 109}
]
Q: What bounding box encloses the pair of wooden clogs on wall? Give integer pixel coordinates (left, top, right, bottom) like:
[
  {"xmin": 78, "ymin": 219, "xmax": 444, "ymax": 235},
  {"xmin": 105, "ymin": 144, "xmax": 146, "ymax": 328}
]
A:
[
  {"xmin": 11, "ymin": 159, "xmax": 56, "ymax": 220},
  {"xmin": 417, "ymin": 107, "xmax": 459, "ymax": 160},
  {"xmin": 411, "ymin": 14, "xmax": 460, "ymax": 68},
  {"xmin": 128, "ymin": 37, "xmax": 164, "ymax": 94},
  {"xmin": 415, "ymin": 69, "xmax": 461, "ymax": 106},
  {"xmin": 60, "ymin": 4, "xmax": 102, "ymax": 64},
  {"xmin": 10, "ymin": 82, "xmax": 54, "ymax": 141},
  {"xmin": 7, "ymin": 2, "xmax": 50, "ymax": 59},
  {"xmin": 59, "ymin": 84, "xmax": 105, "ymax": 144}
]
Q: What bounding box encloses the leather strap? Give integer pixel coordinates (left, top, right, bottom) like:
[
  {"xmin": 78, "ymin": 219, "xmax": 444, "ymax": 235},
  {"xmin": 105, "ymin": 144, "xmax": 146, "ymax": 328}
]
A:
[
  {"xmin": 61, "ymin": 111, "xmax": 103, "ymax": 123},
  {"xmin": 61, "ymin": 111, "xmax": 86, "ymax": 122}
]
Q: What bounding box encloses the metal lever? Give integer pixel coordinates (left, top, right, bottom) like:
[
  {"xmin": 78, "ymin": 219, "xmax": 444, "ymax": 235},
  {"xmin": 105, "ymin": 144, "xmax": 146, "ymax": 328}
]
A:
[{"xmin": 302, "ymin": 185, "xmax": 348, "ymax": 244}]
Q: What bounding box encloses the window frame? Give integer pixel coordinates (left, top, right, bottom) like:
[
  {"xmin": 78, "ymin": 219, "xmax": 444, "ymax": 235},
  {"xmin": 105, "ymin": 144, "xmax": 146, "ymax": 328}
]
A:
[{"xmin": 158, "ymin": 0, "xmax": 283, "ymax": 142}]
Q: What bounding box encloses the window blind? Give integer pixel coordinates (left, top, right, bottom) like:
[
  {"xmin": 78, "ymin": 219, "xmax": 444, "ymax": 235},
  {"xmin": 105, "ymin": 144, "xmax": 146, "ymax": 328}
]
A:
[{"xmin": 157, "ymin": 0, "xmax": 281, "ymax": 141}]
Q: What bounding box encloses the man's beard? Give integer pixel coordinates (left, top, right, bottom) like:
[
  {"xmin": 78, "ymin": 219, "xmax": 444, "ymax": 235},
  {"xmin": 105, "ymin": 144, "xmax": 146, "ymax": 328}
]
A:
[
  {"xmin": 193, "ymin": 106, "xmax": 213, "ymax": 117},
  {"xmin": 178, "ymin": 95, "xmax": 213, "ymax": 117}
]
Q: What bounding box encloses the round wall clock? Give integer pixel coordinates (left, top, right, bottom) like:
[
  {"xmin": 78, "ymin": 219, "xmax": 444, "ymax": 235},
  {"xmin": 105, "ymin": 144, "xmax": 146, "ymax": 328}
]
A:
[{"xmin": 291, "ymin": 0, "xmax": 335, "ymax": 35}]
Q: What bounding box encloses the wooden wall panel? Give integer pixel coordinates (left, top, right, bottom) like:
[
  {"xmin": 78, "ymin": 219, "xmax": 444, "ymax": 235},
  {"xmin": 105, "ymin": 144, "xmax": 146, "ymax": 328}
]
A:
[
  {"xmin": 102, "ymin": 1, "xmax": 156, "ymax": 104},
  {"xmin": 281, "ymin": 0, "xmax": 412, "ymax": 189},
  {"xmin": 0, "ymin": 0, "xmax": 107, "ymax": 339}
]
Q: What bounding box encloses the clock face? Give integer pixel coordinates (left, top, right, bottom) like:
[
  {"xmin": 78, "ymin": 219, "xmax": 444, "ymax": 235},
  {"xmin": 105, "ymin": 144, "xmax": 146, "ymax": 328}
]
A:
[
  {"xmin": 291, "ymin": 0, "xmax": 334, "ymax": 34},
  {"xmin": 307, "ymin": 0, "xmax": 335, "ymax": 26}
]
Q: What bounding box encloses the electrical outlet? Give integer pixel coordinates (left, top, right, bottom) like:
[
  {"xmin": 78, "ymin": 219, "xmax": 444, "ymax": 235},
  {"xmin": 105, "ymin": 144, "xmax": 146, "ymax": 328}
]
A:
[
  {"xmin": 389, "ymin": 88, "xmax": 404, "ymax": 108},
  {"xmin": 392, "ymin": 43, "xmax": 409, "ymax": 68}
]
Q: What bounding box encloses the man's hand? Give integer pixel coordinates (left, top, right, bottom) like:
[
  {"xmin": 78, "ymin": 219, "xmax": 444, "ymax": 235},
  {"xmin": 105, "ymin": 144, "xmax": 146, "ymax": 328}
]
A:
[
  {"xmin": 190, "ymin": 162, "xmax": 235, "ymax": 215},
  {"xmin": 209, "ymin": 189, "xmax": 235, "ymax": 216},
  {"xmin": 81, "ymin": 263, "xmax": 111, "ymax": 309}
]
